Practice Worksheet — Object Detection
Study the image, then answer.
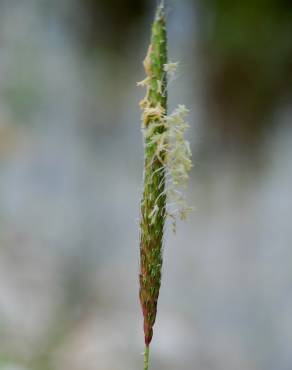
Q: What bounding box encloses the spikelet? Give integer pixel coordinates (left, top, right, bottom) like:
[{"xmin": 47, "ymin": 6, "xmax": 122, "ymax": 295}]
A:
[{"xmin": 138, "ymin": 2, "xmax": 192, "ymax": 369}]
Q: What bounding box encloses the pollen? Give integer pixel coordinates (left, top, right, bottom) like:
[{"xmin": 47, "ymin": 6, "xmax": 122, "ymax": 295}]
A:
[
  {"xmin": 163, "ymin": 62, "xmax": 179, "ymax": 77},
  {"xmin": 137, "ymin": 77, "xmax": 151, "ymax": 87},
  {"xmin": 142, "ymin": 104, "xmax": 165, "ymax": 126}
]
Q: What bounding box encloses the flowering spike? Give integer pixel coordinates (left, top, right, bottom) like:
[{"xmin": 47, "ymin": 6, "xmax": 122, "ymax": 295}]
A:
[{"xmin": 138, "ymin": 2, "xmax": 192, "ymax": 369}]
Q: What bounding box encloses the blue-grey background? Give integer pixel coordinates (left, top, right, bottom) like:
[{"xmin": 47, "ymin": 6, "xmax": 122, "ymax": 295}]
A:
[{"xmin": 0, "ymin": 0, "xmax": 292, "ymax": 369}]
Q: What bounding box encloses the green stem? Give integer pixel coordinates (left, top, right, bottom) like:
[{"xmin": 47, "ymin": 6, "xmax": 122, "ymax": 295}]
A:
[{"xmin": 144, "ymin": 345, "xmax": 150, "ymax": 370}]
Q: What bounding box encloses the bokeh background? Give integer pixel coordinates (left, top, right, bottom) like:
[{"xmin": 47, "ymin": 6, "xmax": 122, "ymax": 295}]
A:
[{"xmin": 0, "ymin": 0, "xmax": 292, "ymax": 369}]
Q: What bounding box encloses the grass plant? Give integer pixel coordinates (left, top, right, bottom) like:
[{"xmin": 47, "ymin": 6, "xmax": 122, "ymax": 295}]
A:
[{"xmin": 138, "ymin": 2, "xmax": 192, "ymax": 369}]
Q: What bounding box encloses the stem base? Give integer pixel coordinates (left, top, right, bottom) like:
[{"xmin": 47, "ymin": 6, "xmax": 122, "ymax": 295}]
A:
[{"xmin": 144, "ymin": 345, "xmax": 150, "ymax": 370}]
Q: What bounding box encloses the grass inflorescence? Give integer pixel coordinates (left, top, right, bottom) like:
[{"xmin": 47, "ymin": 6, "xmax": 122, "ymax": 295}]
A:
[{"xmin": 138, "ymin": 2, "xmax": 192, "ymax": 369}]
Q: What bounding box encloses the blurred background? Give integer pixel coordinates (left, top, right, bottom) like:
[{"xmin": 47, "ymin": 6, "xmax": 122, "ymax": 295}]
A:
[{"xmin": 0, "ymin": 0, "xmax": 292, "ymax": 369}]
